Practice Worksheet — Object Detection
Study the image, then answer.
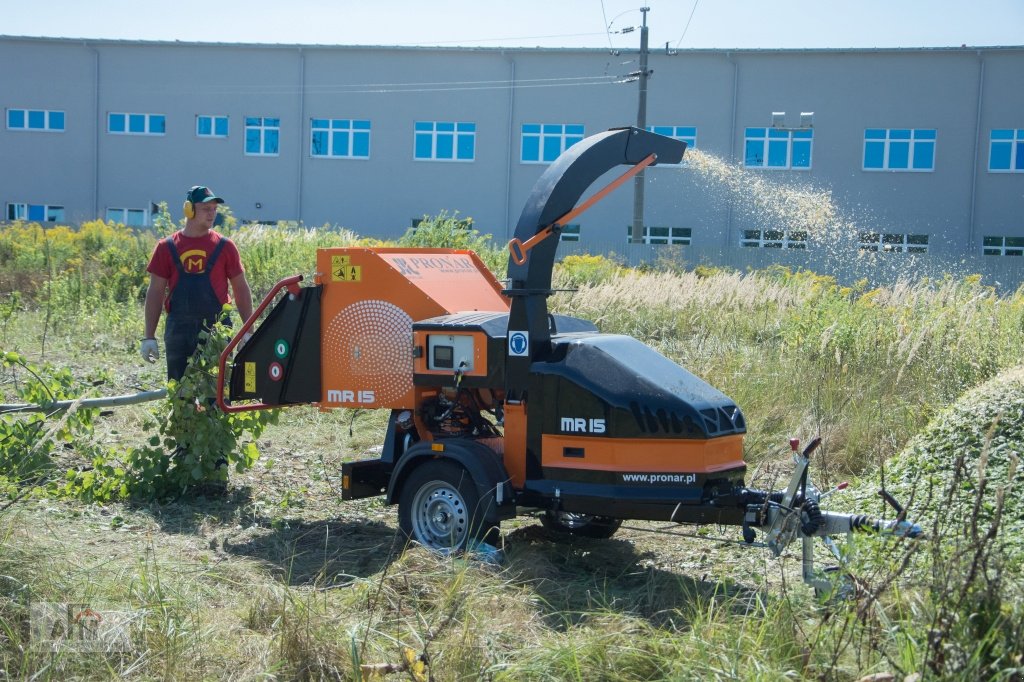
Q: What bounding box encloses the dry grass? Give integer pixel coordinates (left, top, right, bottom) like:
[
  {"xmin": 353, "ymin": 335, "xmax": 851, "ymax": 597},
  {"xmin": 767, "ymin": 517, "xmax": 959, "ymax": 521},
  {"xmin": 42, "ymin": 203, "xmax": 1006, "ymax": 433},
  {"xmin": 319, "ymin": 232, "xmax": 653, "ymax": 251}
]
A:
[{"xmin": 3, "ymin": 231, "xmax": 1024, "ymax": 679}]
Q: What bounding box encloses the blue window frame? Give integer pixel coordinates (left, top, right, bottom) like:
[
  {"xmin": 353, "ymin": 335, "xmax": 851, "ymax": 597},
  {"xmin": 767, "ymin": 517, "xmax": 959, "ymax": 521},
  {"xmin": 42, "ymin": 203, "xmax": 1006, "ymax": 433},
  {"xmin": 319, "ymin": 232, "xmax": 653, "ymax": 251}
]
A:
[
  {"xmin": 863, "ymin": 128, "xmax": 936, "ymax": 171},
  {"xmin": 744, "ymin": 128, "xmax": 813, "ymax": 170},
  {"xmin": 197, "ymin": 115, "xmax": 229, "ymax": 138},
  {"xmin": 310, "ymin": 119, "xmax": 370, "ymax": 159},
  {"xmin": 521, "ymin": 123, "xmax": 584, "ymax": 163},
  {"xmin": 740, "ymin": 228, "xmax": 808, "ymax": 249},
  {"xmin": 245, "ymin": 117, "xmax": 280, "ymax": 156},
  {"xmin": 858, "ymin": 232, "xmax": 929, "ymax": 254},
  {"xmin": 6, "ymin": 203, "xmax": 64, "ymax": 222},
  {"xmin": 414, "ymin": 121, "xmax": 475, "ymax": 161},
  {"xmin": 983, "ymin": 236, "xmax": 1024, "ymax": 256},
  {"xmin": 7, "ymin": 108, "xmax": 65, "ymax": 132},
  {"xmin": 559, "ymin": 224, "xmax": 581, "ymax": 242},
  {"xmin": 989, "ymin": 129, "xmax": 1024, "ymax": 172},
  {"xmin": 626, "ymin": 224, "xmax": 693, "ymax": 245},
  {"xmin": 648, "ymin": 126, "xmax": 696, "ymax": 164},
  {"xmin": 105, "ymin": 207, "xmax": 149, "ymax": 227},
  {"xmin": 108, "ymin": 112, "xmax": 165, "ymax": 135}
]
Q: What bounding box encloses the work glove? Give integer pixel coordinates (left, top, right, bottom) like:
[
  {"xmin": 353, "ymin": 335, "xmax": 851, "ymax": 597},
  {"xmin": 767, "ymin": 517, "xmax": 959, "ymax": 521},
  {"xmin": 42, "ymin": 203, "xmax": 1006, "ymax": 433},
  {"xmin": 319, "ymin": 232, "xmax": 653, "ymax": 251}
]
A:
[{"xmin": 140, "ymin": 338, "xmax": 160, "ymax": 363}]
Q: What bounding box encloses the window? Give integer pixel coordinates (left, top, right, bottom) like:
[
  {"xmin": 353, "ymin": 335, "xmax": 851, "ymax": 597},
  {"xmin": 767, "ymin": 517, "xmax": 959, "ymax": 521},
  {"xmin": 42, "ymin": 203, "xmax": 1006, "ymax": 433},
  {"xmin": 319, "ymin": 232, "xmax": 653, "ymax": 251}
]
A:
[
  {"xmin": 414, "ymin": 121, "xmax": 475, "ymax": 161},
  {"xmin": 245, "ymin": 117, "xmax": 280, "ymax": 156},
  {"xmin": 310, "ymin": 119, "xmax": 369, "ymax": 158},
  {"xmin": 6, "ymin": 203, "xmax": 64, "ymax": 222},
  {"xmin": 196, "ymin": 115, "xmax": 229, "ymax": 138},
  {"xmin": 740, "ymin": 228, "xmax": 808, "ymax": 249},
  {"xmin": 108, "ymin": 112, "xmax": 166, "ymax": 135},
  {"xmin": 989, "ymin": 129, "xmax": 1024, "ymax": 172},
  {"xmin": 7, "ymin": 108, "xmax": 65, "ymax": 132},
  {"xmin": 648, "ymin": 126, "xmax": 696, "ymax": 164},
  {"xmin": 983, "ymin": 236, "xmax": 1024, "ymax": 256},
  {"xmin": 858, "ymin": 232, "xmax": 929, "ymax": 253},
  {"xmin": 521, "ymin": 123, "xmax": 584, "ymax": 163},
  {"xmin": 559, "ymin": 224, "xmax": 581, "ymax": 242},
  {"xmin": 744, "ymin": 128, "xmax": 812, "ymax": 169},
  {"xmin": 863, "ymin": 128, "xmax": 936, "ymax": 171},
  {"xmin": 627, "ymin": 225, "xmax": 692, "ymax": 245},
  {"xmin": 106, "ymin": 207, "xmax": 149, "ymax": 227}
]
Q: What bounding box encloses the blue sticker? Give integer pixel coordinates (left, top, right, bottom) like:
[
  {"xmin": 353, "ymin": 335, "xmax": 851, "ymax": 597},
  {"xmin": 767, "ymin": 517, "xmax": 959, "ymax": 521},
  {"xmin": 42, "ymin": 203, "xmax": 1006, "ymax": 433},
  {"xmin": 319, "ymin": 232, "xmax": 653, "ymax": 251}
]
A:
[{"xmin": 509, "ymin": 331, "xmax": 529, "ymax": 357}]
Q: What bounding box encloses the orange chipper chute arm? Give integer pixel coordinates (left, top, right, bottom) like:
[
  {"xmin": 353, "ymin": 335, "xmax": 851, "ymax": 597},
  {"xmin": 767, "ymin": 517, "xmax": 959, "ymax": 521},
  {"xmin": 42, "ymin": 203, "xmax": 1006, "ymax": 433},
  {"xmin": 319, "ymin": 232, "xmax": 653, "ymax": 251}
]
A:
[{"xmin": 508, "ymin": 152, "xmax": 656, "ymax": 266}]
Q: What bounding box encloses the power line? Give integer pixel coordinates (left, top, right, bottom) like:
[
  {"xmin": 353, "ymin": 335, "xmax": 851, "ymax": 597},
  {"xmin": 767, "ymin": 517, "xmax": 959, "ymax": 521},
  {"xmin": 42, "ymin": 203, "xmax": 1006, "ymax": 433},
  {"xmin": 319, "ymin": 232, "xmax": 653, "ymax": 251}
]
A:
[
  {"xmin": 405, "ymin": 31, "xmax": 607, "ymax": 46},
  {"xmin": 244, "ymin": 75, "xmax": 620, "ymax": 90},
  {"xmin": 600, "ymin": 0, "xmax": 616, "ymax": 52},
  {"xmin": 286, "ymin": 80, "xmax": 621, "ymax": 95},
  {"xmin": 123, "ymin": 77, "xmax": 625, "ymax": 97},
  {"xmin": 674, "ymin": 0, "xmax": 701, "ymax": 48}
]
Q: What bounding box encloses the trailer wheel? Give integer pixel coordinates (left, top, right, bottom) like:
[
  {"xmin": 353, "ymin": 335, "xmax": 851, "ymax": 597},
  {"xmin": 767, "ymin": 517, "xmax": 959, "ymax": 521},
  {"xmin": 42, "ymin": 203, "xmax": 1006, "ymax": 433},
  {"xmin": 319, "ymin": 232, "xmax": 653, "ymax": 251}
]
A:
[
  {"xmin": 541, "ymin": 511, "xmax": 622, "ymax": 539},
  {"xmin": 398, "ymin": 461, "xmax": 495, "ymax": 554}
]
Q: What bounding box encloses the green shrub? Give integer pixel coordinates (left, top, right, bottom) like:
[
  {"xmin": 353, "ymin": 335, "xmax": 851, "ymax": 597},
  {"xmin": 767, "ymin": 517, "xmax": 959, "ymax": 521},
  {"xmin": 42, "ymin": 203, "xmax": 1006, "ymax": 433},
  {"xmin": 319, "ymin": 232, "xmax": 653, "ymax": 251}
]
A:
[
  {"xmin": 398, "ymin": 211, "xmax": 506, "ymax": 276},
  {"xmin": 555, "ymin": 253, "xmax": 621, "ymax": 287},
  {"xmin": 0, "ymin": 351, "xmax": 100, "ymax": 491},
  {"xmin": 232, "ymin": 222, "xmax": 364, "ymax": 294},
  {"xmin": 0, "ymin": 220, "xmax": 154, "ymax": 303}
]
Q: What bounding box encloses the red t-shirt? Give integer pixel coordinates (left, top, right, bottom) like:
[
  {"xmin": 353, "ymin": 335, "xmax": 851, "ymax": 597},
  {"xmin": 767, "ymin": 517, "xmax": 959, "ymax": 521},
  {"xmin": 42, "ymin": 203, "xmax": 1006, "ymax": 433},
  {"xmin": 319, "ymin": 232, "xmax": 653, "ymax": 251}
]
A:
[{"xmin": 146, "ymin": 231, "xmax": 244, "ymax": 312}]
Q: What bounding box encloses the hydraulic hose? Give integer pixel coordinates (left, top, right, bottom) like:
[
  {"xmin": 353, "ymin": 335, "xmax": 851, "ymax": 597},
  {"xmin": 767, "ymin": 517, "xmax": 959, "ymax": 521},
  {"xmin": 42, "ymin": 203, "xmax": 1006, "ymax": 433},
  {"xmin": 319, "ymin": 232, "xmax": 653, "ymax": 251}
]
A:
[{"xmin": 0, "ymin": 389, "xmax": 167, "ymax": 415}]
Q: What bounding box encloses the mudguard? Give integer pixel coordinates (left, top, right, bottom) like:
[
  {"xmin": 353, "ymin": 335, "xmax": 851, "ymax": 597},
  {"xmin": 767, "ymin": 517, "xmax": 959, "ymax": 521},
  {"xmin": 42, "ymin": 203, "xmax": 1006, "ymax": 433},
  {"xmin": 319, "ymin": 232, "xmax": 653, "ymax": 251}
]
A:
[{"xmin": 386, "ymin": 439, "xmax": 517, "ymax": 522}]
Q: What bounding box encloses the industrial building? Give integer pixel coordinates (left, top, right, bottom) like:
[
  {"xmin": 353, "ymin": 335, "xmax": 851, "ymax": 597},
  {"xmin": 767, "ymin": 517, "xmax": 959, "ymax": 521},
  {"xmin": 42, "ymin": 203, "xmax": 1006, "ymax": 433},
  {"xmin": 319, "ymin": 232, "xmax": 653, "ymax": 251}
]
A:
[{"xmin": 2, "ymin": 36, "xmax": 1022, "ymax": 285}]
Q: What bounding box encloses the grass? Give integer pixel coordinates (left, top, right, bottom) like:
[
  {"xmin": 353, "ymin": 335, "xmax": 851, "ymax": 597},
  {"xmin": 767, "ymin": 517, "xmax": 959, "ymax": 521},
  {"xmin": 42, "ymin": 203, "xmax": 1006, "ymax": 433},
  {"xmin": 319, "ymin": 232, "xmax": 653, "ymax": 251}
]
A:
[{"xmin": 2, "ymin": 220, "xmax": 1024, "ymax": 679}]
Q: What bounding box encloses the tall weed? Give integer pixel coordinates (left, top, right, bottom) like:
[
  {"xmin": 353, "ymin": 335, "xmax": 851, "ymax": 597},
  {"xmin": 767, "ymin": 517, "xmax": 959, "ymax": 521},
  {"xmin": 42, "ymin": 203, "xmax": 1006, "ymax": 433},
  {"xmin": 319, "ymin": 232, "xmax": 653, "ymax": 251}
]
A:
[
  {"xmin": 552, "ymin": 267, "xmax": 1024, "ymax": 475},
  {"xmin": 398, "ymin": 211, "xmax": 506, "ymax": 276}
]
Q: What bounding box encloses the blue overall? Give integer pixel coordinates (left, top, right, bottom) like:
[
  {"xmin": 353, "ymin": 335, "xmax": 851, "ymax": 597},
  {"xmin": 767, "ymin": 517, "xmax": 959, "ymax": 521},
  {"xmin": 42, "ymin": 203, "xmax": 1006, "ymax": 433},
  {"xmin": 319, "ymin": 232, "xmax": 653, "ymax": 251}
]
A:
[{"xmin": 162, "ymin": 236, "xmax": 231, "ymax": 381}]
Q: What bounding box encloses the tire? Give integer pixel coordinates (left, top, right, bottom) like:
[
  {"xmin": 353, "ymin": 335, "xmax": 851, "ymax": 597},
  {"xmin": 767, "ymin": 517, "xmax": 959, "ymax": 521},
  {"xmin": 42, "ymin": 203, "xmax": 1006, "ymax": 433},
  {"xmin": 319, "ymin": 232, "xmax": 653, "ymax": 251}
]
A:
[
  {"xmin": 398, "ymin": 460, "xmax": 496, "ymax": 553},
  {"xmin": 541, "ymin": 511, "xmax": 622, "ymax": 539}
]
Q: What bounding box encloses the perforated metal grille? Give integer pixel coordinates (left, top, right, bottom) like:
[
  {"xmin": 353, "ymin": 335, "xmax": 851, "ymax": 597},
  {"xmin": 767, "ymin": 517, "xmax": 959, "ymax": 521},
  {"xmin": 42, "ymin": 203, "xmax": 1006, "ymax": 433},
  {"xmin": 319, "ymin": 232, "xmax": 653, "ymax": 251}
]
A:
[{"xmin": 324, "ymin": 299, "xmax": 413, "ymax": 404}]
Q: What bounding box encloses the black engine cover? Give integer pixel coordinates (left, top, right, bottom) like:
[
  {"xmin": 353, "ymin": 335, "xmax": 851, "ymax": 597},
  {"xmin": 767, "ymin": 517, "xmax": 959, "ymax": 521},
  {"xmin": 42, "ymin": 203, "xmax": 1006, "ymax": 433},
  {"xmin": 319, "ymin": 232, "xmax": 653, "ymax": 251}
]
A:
[{"xmin": 531, "ymin": 333, "xmax": 746, "ymax": 440}]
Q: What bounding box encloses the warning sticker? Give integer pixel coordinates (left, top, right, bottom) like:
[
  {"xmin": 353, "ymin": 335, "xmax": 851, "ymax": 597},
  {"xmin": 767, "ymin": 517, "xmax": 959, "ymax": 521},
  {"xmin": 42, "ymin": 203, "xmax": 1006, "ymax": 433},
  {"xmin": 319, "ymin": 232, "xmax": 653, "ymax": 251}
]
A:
[
  {"xmin": 244, "ymin": 362, "xmax": 256, "ymax": 392},
  {"xmin": 331, "ymin": 255, "xmax": 362, "ymax": 282}
]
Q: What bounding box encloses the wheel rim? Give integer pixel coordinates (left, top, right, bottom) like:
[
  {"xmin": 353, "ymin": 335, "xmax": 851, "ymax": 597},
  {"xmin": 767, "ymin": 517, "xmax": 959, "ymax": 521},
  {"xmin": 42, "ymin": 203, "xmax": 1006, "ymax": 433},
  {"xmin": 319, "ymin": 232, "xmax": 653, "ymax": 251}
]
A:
[
  {"xmin": 554, "ymin": 512, "xmax": 595, "ymax": 529},
  {"xmin": 411, "ymin": 480, "xmax": 469, "ymax": 552}
]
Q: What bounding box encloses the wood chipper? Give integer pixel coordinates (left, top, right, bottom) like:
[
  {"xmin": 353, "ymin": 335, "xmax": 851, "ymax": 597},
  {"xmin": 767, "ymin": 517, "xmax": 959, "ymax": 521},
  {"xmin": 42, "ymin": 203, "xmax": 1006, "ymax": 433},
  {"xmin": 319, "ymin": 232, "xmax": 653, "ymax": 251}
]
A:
[{"xmin": 217, "ymin": 127, "xmax": 920, "ymax": 592}]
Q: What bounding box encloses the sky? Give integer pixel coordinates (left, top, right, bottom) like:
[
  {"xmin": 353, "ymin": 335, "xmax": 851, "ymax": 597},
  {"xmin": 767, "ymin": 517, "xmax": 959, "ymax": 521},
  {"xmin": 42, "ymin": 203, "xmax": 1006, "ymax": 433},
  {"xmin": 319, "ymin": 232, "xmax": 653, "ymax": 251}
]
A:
[{"xmin": 1, "ymin": 0, "xmax": 1022, "ymax": 50}]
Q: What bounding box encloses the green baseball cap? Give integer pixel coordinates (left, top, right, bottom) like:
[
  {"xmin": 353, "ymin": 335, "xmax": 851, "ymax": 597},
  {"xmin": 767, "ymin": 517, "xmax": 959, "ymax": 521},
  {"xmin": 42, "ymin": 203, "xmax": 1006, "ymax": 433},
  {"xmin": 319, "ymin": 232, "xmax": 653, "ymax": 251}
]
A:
[{"xmin": 186, "ymin": 185, "xmax": 224, "ymax": 204}]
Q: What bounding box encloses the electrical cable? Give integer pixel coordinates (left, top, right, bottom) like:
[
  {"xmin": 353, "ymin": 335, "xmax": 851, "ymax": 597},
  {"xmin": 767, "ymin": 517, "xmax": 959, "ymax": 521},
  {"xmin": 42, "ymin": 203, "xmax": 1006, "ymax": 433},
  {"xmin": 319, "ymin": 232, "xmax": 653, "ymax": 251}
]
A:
[
  {"xmin": 120, "ymin": 76, "xmax": 625, "ymax": 96},
  {"xmin": 406, "ymin": 31, "xmax": 608, "ymax": 46},
  {"xmin": 214, "ymin": 74, "xmax": 619, "ymax": 91},
  {"xmin": 600, "ymin": 0, "xmax": 616, "ymax": 52},
  {"xmin": 674, "ymin": 0, "xmax": 701, "ymax": 48}
]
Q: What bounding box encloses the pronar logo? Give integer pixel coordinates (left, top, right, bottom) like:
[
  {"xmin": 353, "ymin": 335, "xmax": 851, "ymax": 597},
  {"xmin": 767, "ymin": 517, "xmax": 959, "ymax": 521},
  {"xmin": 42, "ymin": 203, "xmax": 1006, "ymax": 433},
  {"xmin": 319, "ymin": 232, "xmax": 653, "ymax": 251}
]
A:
[
  {"xmin": 326, "ymin": 389, "xmax": 375, "ymax": 404},
  {"xmin": 387, "ymin": 255, "xmax": 477, "ymax": 278},
  {"xmin": 560, "ymin": 417, "xmax": 606, "ymax": 434}
]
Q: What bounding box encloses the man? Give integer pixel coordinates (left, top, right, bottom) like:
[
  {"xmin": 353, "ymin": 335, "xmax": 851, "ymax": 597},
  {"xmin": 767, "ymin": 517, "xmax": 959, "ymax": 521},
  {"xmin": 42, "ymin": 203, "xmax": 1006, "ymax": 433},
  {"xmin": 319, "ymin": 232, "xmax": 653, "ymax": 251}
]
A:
[{"xmin": 141, "ymin": 185, "xmax": 253, "ymax": 381}]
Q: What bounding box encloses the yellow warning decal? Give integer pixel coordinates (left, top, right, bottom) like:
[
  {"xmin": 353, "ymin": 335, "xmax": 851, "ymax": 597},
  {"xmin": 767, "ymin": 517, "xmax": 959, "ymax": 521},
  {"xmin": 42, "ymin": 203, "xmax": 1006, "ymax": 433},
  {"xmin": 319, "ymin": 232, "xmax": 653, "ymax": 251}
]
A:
[
  {"xmin": 331, "ymin": 255, "xmax": 362, "ymax": 282},
  {"xmin": 244, "ymin": 362, "xmax": 256, "ymax": 392}
]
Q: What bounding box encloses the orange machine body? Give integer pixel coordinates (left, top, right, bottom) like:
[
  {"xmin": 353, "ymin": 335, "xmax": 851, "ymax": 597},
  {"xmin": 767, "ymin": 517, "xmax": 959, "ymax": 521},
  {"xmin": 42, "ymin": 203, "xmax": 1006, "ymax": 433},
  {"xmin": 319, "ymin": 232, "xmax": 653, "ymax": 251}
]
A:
[{"xmin": 316, "ymin": 248, "xmax": 508, "ymax": 410}]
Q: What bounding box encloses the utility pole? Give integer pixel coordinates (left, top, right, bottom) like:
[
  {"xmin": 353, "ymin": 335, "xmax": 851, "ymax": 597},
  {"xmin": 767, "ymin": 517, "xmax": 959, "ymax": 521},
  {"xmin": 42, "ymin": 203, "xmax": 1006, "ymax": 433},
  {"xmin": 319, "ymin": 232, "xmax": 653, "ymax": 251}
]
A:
[{"xmin": 630, "ymin": 7, "xmax": 651, "ymax": 244}]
